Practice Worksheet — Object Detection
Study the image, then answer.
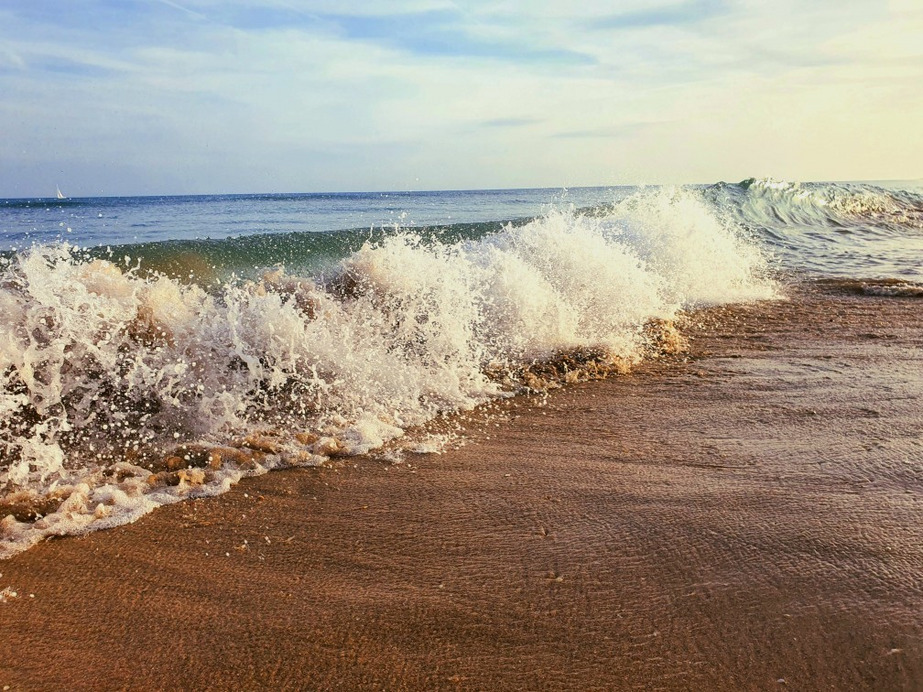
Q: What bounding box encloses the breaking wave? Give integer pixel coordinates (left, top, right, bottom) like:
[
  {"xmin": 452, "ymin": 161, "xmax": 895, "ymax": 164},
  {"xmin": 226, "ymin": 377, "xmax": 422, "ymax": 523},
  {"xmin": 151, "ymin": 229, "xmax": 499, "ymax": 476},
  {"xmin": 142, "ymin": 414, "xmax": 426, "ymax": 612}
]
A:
[
  {"xmin": 1, "ymin": 187, "xmax": 776, "ymax": 558},
  {"xmin": 705, "ymin": 178, "xmax": 923, "ymax": 279}
]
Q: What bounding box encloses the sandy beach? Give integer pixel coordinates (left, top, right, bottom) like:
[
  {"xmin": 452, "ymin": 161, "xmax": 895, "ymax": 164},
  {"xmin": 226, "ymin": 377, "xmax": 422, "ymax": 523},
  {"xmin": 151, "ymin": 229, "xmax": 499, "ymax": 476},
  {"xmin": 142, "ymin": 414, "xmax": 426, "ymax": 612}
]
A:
[{"xmin": 1, "ymin": 284, "xmax": 921, "ymax": 691}]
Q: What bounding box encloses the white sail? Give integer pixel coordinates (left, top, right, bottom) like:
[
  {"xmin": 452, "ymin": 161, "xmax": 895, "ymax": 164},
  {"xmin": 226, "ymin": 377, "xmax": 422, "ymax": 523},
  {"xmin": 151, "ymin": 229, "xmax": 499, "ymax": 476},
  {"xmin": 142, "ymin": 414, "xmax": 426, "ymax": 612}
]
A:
[{"xmin": 56, "ymin": 185, "xmax": 66, "ymax": 199}]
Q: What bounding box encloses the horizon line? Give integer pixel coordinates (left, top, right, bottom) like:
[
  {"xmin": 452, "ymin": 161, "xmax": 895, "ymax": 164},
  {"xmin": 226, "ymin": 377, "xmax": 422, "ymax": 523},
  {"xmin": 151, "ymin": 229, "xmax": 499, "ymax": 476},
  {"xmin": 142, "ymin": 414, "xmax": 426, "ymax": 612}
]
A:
[{"xmin": 3, "ymin": 177, "xmax": 920, "ymax": 201}]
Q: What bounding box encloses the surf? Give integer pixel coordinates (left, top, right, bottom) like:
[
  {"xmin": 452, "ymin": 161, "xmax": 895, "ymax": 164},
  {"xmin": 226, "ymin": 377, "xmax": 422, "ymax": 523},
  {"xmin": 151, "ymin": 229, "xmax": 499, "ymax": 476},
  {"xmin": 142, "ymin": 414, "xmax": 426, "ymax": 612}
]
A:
[{"xmin": 0, "ymin": 187, "xmax": 777, "ymax": 558}]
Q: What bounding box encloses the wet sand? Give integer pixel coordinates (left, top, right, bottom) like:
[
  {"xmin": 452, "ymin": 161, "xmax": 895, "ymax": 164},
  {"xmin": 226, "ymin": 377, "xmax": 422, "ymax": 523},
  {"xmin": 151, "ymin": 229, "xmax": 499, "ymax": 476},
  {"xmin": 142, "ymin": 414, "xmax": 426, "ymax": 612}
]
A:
[{"xmin": 1, "ymin": 284, "xmax": 922, "ymax": 690}]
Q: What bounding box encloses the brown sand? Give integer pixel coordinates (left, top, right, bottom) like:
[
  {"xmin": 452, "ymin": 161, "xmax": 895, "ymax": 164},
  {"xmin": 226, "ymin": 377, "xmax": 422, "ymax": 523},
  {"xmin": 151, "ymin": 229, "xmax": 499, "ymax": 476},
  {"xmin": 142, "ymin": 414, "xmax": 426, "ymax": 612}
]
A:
[{"xmin": 1, "ymin": 285, "xmax": 922, "ymax": 690}]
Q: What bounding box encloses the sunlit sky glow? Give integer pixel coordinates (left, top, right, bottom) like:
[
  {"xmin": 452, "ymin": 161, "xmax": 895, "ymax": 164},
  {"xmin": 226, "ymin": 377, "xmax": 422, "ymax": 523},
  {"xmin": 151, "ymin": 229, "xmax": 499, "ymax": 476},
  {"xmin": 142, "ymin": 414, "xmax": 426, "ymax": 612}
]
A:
[{"xmin": 1, "ymin": 0, "xmax": 921, "ymax": 197}]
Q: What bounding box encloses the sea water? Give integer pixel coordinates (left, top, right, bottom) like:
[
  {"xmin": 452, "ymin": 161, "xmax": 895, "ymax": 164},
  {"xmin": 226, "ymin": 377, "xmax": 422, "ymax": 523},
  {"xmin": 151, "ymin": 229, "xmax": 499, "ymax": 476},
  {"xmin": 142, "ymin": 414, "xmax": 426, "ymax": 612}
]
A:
[{"xmin": 1, "ymin": 179, "xmax": 921, "ymax": 558}]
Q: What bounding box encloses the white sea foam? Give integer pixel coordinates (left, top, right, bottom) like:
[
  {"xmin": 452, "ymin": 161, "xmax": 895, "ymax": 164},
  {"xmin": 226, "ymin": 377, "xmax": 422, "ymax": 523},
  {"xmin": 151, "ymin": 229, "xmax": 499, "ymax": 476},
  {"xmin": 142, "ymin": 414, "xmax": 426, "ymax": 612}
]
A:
[{"xmin": 0, "ymin": 188, "xmax": 777, "ymax": 558}]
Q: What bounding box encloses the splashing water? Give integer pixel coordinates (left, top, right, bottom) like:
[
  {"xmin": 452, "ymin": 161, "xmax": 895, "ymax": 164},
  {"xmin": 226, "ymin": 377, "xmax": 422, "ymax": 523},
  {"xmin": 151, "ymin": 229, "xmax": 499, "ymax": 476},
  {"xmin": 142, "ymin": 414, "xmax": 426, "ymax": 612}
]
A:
[{"xmin": 1, "ymin": 187, "xmax": 777, "ymax": 557}]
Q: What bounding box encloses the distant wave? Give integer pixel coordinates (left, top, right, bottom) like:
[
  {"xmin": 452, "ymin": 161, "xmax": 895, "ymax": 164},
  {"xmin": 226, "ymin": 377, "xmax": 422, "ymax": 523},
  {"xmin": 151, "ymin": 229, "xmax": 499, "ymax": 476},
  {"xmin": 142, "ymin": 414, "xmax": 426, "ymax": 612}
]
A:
[
  {"xmin": 703, "ymin": 178, "xmax": 923, "ymax": 280},
  {"xmin": 717, "ymin": 177, "xmax": 923, "ymax": 232}
]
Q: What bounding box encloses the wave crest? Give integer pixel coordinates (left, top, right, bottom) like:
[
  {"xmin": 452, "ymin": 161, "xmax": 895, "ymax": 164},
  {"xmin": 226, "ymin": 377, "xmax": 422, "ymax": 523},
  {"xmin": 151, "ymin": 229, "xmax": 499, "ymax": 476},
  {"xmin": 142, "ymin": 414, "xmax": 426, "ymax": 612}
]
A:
[{"xmin": 729, "ymin": 177, "xmax": 923, "ymax": 230}]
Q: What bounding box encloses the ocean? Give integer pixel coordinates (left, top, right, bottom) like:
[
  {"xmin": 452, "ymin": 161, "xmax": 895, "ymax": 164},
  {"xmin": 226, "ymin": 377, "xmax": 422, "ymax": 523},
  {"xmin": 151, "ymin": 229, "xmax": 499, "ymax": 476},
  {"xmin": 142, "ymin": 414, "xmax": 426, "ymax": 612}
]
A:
[{"xmin": 1, "ymin": 178, "xmax": 922, "ymax": 559}]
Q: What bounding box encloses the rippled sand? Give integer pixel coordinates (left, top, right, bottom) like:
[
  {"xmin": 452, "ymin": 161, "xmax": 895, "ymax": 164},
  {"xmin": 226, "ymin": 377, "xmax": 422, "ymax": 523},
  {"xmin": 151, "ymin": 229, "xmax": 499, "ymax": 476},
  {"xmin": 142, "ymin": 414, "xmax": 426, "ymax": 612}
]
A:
[{"xmin": 1, "ymin": 283, "xmax": 921, "ymax": 690}]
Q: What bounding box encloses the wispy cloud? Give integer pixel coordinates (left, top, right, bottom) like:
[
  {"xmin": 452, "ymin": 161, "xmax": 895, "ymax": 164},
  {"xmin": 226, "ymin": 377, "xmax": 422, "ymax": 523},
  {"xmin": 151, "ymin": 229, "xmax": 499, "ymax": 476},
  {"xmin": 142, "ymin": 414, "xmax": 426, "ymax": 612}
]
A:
[
  {"xmin": 312, "ymin": 10, "xmax": 595, "ymax": 65},
  {"xmin": 154, "ymin": 0, "xmax": 208, "ymax": 21},
  {"xmin": 480, "ymin": 118, "xmax": 543, "ymax": 128},
  {"xmin": 552, "ymin": 122, "xmax": 666, "ymax": 139},
  {"xmin": 0, "ymin": 46, "xmax": 26, "ymax": 71},
  {"xmin": 591, "ymin": 0, "xmax": 729, "ymax": 30}
]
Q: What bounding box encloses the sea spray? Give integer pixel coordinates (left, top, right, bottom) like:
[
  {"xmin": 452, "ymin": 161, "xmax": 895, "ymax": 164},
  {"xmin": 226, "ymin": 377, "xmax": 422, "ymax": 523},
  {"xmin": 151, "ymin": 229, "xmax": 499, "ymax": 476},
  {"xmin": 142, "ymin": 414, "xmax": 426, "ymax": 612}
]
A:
[{"xmin": 0, "ymin": 189, "xmax": 777, "ymax": 558}]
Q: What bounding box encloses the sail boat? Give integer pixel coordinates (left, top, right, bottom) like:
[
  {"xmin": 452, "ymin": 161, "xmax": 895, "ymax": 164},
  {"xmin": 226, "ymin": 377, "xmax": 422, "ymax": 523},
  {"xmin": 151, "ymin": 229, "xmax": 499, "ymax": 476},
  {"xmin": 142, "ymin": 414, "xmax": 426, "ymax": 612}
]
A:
[{"xmin": 56, "ymin": 185, "xmax": 66, "ymax": 200}]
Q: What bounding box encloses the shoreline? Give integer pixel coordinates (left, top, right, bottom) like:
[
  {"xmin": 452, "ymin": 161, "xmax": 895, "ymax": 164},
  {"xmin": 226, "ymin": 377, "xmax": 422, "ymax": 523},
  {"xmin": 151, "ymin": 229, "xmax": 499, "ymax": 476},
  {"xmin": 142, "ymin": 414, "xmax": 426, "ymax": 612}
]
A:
[{"xmin": 1, "ymin": 286, "xmax": 921, "ymax": 690}]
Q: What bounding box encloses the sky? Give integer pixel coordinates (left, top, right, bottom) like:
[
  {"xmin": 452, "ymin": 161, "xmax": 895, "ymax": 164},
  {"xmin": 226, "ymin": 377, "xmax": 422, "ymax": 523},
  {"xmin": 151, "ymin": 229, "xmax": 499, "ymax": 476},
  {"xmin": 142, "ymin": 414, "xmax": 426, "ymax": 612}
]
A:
[{"xmin": 1, "ymin": 0, "xmax": 921, "ymax": 197}]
